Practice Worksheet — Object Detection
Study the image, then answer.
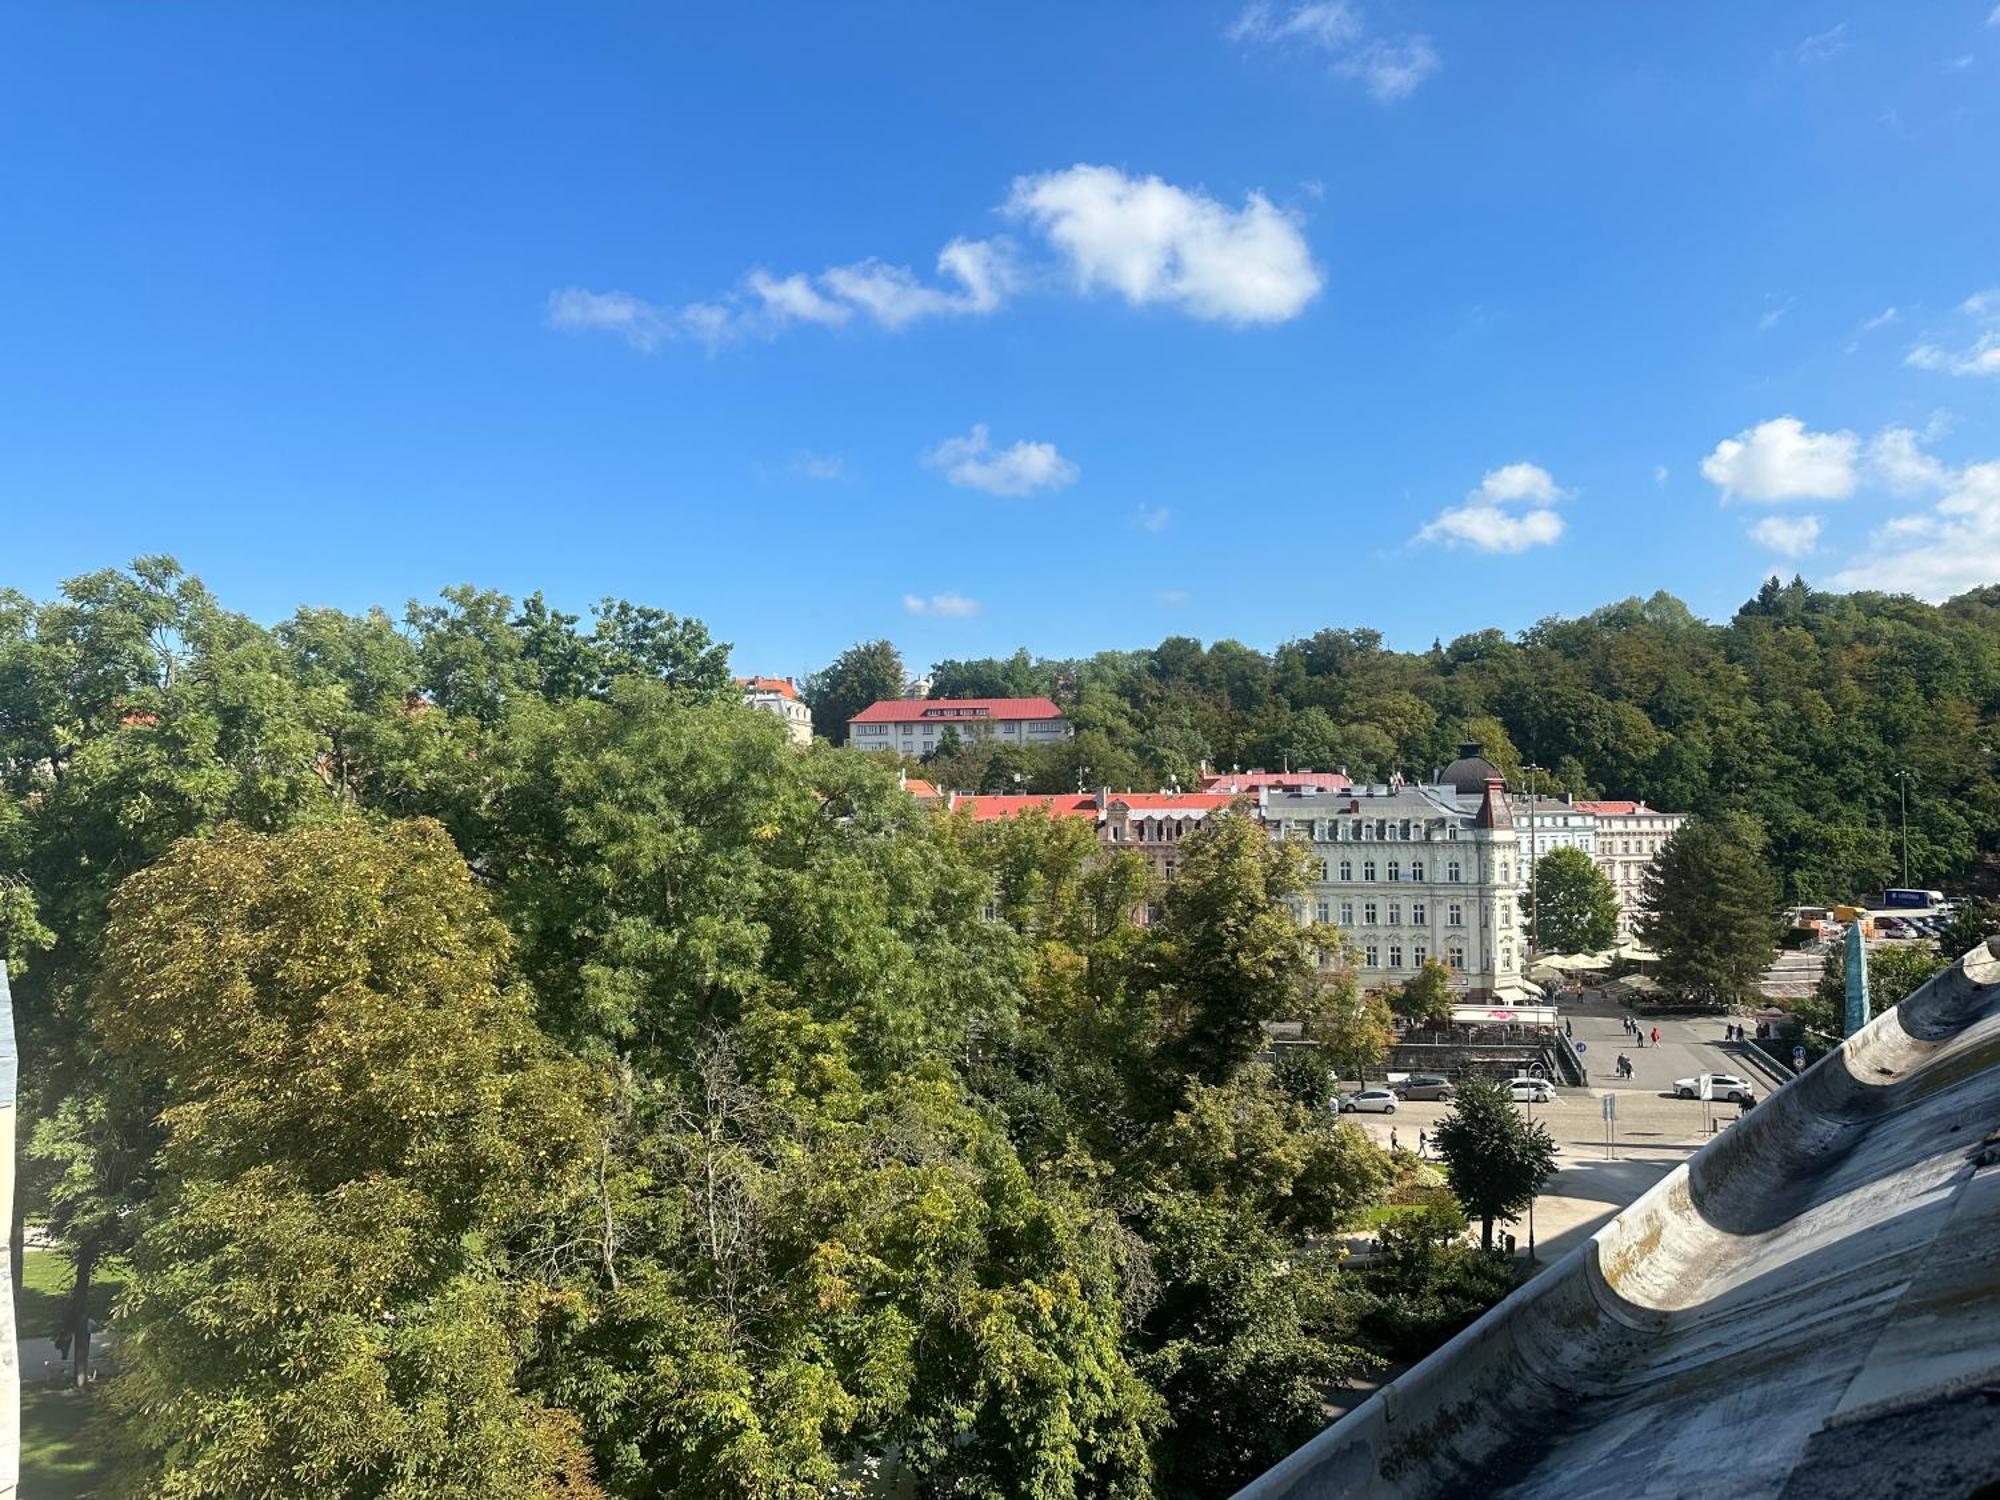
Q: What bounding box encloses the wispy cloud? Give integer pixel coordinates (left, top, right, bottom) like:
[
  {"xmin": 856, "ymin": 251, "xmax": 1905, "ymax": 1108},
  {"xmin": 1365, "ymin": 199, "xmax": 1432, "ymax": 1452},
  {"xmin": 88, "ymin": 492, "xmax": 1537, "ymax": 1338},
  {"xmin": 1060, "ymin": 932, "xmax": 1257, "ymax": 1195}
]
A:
[
  {"xmin": 1795, "ymin": 22, "xmax": 1850, "ymax": 63},
  {"xmin": 1416, "ymin": 461, "xmax": 1569, "ymax": 553},
  {"xmin": 902, "ymin": 592, "xmax": 982, "ymax": 618},
  {"xmin": 924, "ymin": 424, "xmax": 1079, "ymax": 498},
  {"xmin": 1749, "ymin": 515, "xmax": 1822, "ymax": 557},
  {"xmin": 1158, "ymin": 589, "xmax": 1190, "ymax": 608},
  {"xmin": 550, "ymin": 164, "xmax": 1323, "ymax": 352},
  {"xmin": 1905, "ymin": 289, "xmax": 2000, "ymax": 377},
  {"xmin": 792, "ymin": 452, "xmax": 845, "ymax": 481},
  {"xmin": 1862, "ymin": 306, "xmax": 1899, "ymax": 331},
  {"xmin": 1228, "ymin": 2, "xmax": 1440, "ymax": 102},
  {"xmin": 1135, "ymin": 505, "xmax": 1172, "ymax": 532},
  {"xmin": 1758, "ymin": 296, "xmax": 1796, "ymax": 333},
  {"xmin": 1654, "ymin": 465, "xmax": 1671, "ymax": 487}
]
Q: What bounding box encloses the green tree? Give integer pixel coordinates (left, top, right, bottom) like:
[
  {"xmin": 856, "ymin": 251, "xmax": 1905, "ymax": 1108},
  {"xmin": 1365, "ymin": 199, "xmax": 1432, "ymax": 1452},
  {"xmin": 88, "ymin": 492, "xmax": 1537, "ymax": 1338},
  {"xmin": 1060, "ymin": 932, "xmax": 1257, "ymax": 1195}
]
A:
[
  {"xmin": 1136, "ymin": 811, "xmax": 1324, "ymax": 1092},
  {"xmin": 1431, "ymin": 1077, "xmax": 1558, "ymax": 1250},
  {"xmin": 802, "ymin": 639, "xmax": 906, "ymax": 744},
  {"xmin": 1799, "ymin": 939, "xmax": 1947, "ymax": 1036},
  {"xmin": 95, "ymin": 818, "xmax": 605, "ymax": 1498},
  {"xmin": 1530, "ymin": 845, "xmax": 1620, "ymax": 954},
  {"xmin": 1638, "ymin": 814, "xmax": 1781, "ymax": 1008},
  {"xmin": 1392, "ymin": 958, "xmax": 1456, "ymax": 1027}
]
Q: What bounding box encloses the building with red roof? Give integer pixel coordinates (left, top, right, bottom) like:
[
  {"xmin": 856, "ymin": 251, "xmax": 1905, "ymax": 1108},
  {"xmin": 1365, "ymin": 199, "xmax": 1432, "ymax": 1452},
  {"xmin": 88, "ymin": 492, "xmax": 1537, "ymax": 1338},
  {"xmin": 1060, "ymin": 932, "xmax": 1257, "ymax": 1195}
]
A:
[{"xmin": 848, "ymin": 696, "xmax": 1069, "ymax": 755}]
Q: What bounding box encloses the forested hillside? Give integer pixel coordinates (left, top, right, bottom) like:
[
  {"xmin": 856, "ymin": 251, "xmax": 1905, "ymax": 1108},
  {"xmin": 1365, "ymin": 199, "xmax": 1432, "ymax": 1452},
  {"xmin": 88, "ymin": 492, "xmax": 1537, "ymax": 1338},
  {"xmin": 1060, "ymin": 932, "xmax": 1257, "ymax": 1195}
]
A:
[
  {"xmin": 2, "ymin": 559, "xmax": 1995, "ymax": 1499},
  {"xmin": 813, "ymin": 576, "xmax": 2000, "ymax": 905}
]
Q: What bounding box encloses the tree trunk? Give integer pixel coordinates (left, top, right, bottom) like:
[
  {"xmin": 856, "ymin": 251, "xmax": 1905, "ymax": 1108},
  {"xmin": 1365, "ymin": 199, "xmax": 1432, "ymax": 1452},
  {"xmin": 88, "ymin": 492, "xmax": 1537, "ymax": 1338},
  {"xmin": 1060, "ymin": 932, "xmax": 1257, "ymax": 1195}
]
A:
[
  {"xmin": 68, "ymin": 1244, "xmax": 95, "ymax": 1389},
  {"xmin": 8, "ymin": 1180, "xmax": 21, "ymax": 1302},
  {"xmin": 1481, "ymin": 1215, "xmax": 1494, "ymax": 1251}
]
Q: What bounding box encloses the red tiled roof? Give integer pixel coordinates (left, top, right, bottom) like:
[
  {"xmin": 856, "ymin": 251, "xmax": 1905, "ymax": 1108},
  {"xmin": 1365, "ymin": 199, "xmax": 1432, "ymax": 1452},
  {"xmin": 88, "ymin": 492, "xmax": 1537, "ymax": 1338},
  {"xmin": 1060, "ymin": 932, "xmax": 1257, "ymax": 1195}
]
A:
[
  {"xmin": 1573, "ymin": 800, "xmax": 1643, "ymax": 815},
  {"xmin": 1200, "ymin": 771, "xmax": 1352, "ymax": 793},
  {"xmin": 949, "ymin": 793, "xmax": 1097, "ymax": 822},
  {"xmin": 901, "ymin": 778, "xmax": 944, "ymax": 800},
  {"xmin": 850, "ymin": 696, "xmax": 1063, "ymax": 725},
  {"xmin": 738, "ymin": 676, "xmax": 799, "ymax": 700}
]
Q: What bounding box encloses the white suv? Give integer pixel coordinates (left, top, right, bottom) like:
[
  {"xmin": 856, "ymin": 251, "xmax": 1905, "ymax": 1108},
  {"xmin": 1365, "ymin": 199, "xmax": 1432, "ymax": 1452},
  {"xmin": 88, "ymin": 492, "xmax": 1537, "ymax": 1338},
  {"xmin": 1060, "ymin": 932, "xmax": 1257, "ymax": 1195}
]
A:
[
  {"xmin": 1508, "ymin": 1077, "xmax": 1555, "ymax": 1103},
  {"xmin": 1674, "ymin": 1073, "xmax": 1755, "ymax": 1104}
]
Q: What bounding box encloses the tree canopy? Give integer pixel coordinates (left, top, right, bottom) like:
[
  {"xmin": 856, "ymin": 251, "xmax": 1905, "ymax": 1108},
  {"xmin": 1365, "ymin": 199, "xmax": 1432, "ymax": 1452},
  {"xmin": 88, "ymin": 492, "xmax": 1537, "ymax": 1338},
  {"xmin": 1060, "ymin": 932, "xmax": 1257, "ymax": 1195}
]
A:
[{"xmin": 1530, "ymin": 846, "xmax": 1621, "ymax": 955}]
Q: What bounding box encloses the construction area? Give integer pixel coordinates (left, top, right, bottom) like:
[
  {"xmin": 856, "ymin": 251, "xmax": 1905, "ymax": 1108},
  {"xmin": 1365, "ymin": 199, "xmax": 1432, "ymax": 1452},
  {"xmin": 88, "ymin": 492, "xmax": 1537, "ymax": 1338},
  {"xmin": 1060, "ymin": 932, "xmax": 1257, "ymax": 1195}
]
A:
[{"xmin": 1235, "ymin": 938, "xmax": 2000, "ymax": 1500}]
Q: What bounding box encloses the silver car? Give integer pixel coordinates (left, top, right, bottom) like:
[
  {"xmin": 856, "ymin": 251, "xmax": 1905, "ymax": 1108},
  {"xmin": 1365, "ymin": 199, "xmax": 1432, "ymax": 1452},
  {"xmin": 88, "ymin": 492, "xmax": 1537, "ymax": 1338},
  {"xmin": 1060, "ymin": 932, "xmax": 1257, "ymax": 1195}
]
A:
[
  {"xmin": 1674, "ymin": 1073, "xmax": 1755, "ymax": 1104},
  {"xmin": 1337, "ymin": 1088, "xmax": 1400, "ymax": 1114}
]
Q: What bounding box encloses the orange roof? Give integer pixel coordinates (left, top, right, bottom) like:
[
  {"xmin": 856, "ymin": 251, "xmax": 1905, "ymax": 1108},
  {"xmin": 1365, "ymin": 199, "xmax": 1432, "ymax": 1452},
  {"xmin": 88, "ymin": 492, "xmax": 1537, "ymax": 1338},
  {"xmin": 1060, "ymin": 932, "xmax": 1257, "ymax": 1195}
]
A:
[
  {"xmin": 902, "ymin": 778, "xmax": 944, "ymax": 800},
  {"xmin": 950, "ymin": 793, "xmax": 1097, "ymax": 822},
  {"xmin": 1574, "ymin": 800, "xmax": 1644, "ymax": 816},
  {"xmin": 738, "ymin": 676, "xmax": 799, "ymax": 700},
  {"xmin": 851, "ymin": 696, "xmax": 1062, "ymax": 725}
]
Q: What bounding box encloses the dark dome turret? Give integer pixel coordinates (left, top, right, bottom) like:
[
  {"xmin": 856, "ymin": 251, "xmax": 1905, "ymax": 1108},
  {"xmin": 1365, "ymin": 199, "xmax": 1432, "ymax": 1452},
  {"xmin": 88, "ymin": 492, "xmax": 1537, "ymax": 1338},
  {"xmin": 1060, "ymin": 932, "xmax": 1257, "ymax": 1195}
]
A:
[{"xmin": 1438, "ymin": 741, "xmax": 1503, "ymax": 795}]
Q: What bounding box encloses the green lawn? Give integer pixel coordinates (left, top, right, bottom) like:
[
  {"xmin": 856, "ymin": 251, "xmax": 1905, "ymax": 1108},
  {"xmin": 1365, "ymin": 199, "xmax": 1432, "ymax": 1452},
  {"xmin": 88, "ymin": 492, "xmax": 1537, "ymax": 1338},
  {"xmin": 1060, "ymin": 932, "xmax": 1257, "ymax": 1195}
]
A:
[
  {"xmin": 17, "ymin": 1248, "xmax": 125, "ymax": 1498},
  {"xmin": 20, "ymin": 1386, "xmax": 111, "ymax": 1498},
  {"xmin": 18, "ymin": 1248, "xmax": 127, "ymax": 1341}
]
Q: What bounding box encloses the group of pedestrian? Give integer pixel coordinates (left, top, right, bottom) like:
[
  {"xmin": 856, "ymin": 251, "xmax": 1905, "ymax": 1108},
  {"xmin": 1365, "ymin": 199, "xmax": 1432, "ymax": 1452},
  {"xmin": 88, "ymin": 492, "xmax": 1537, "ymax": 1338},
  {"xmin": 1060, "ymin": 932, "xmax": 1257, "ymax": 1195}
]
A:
[
  {"xmin": 1722, "ymin": 1022, "xmax": 1745, "ymax": 1042},
  {"xmin": 1619, "ymin": 1016, "xmax": 1661, "ymax": 1048}
]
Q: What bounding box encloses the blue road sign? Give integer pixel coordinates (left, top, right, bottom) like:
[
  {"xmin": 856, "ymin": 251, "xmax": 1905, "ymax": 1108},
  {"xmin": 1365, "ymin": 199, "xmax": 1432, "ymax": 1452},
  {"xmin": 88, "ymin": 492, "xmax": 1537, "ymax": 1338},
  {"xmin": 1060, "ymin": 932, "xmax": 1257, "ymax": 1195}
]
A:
[
  {"xmin": 1574, "ymin": 1041, "xmax": 1588, "ymax": 1053},
  {"xmin": 1792, "ymin": 1044, "xmax": 1807, "ymax": 1070}
]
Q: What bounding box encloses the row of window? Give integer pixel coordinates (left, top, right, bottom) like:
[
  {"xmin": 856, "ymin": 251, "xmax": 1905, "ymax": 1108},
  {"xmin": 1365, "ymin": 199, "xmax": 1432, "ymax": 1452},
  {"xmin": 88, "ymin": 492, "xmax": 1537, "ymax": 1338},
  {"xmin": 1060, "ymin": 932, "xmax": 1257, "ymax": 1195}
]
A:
[
  {"xmin": 1359, "ymin": 941, "xmax": 1466, "ymax": 971},
  {"xmin": 1279, "ymin": 818, "xmax": 1464, "ymax": 842},
  {"xmin": 1320, "ymin": 864, "xmax": 1464, "ymax": 888},
  {"xmin": 1316, "ymin": 898, "xmax": 1468, "ymax": 927}
]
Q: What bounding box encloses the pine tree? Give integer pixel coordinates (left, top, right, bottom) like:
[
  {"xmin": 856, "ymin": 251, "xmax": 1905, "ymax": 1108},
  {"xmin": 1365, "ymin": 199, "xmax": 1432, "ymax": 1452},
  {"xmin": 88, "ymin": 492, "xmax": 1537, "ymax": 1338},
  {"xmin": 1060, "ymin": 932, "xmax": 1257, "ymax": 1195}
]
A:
[{"xmin": 1637, "ymin": 813, "xmax": 1780, "ymax": 1007}]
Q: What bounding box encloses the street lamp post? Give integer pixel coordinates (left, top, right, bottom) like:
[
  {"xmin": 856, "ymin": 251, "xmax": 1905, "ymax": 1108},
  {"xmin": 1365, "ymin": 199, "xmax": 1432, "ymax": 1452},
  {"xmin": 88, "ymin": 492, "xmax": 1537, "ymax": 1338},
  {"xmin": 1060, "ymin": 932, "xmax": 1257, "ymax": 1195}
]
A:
[
  {"xmin": 1522, "ymin": 763, "xmax": 1546, "ymax": 956},
  {"xmin": 1894, "ymin": 768, "xmax": 1915, "ymax": 887}
]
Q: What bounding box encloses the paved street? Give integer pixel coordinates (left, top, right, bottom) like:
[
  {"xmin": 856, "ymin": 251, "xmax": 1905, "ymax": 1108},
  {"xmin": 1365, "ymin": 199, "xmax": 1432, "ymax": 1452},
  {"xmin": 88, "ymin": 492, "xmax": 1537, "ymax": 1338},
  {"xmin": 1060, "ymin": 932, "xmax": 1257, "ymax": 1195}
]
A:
[{"xmin": 1340, "ymin": 1002, "xmax": 1780, "ymax": 1265}]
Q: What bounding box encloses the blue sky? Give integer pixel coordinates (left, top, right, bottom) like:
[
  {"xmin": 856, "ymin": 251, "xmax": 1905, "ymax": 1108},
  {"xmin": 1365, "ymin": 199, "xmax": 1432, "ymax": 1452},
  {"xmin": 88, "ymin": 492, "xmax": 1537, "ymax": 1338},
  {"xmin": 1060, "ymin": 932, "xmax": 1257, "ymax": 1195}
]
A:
[{"xmin": 4, "ymin": 3, "xmax": 1997, "ymax": 676}]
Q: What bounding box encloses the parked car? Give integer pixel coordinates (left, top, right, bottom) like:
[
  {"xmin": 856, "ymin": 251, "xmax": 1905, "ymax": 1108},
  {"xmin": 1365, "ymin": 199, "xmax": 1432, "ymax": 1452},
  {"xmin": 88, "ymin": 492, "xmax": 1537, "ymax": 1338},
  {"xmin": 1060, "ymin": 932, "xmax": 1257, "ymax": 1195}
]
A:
[
  {"xmin": 1674, "ymin": 1073, "xmax": 1756, "ymax": 1104},
  {"xmin": 1337, "ymin": 1088, "xmax": 1400, "ymax": 1114},
  {"xmin": 1393, "ymin": 1074, "xmax": 1456, "ymax": 1101},
  {"xmin": 1507, "ymin": 1077, "xmax": 1556, "ymax": 1103}
]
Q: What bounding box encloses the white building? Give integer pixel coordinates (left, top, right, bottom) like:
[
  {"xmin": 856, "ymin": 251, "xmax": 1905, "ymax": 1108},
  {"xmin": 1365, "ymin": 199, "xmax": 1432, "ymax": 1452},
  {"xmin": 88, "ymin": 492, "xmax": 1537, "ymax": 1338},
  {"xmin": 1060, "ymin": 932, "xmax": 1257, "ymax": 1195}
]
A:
[
  {"xmin": 1259, "ymin": 745, "xmax": 1532, "ymax": 1002},
  {"xmin": 1575, "ymin": 799, "xmax": 1688, "ymax": 938},
  {"xmin": 848, "ymin": 696, "xmax": 1071, "ymax": 758},
  {"xmin": 738, "ymin": 676, "xmax": 813, "ymax": 747}
]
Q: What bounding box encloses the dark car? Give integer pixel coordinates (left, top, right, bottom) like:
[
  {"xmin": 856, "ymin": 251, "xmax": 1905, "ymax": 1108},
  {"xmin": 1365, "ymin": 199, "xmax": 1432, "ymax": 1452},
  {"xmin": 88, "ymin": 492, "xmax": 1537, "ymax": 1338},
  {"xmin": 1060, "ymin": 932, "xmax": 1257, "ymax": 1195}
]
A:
[{"xmin": 1393, "ymin": 1074, "xmax": 1457, "ymax": 1101}]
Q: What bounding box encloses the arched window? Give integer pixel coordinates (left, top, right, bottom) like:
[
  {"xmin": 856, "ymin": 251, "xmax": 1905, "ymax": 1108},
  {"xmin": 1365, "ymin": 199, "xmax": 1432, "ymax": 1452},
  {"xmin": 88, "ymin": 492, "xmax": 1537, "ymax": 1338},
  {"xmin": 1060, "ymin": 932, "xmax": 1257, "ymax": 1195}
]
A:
[
  {"xmin": 1339, "ymin": 860, "xmax": 1353, "ymax": 881},
  {"xmin": 1387, "ymin": 860, "xmax": 1401, "ymax": 882},
  {"xmin": 1363, "ymin": 860, "xmax": 1377, "ymax": 882},
  {"xmin": 1411, "ymin": 860, "xmax": 1425, "ymax": 881}
]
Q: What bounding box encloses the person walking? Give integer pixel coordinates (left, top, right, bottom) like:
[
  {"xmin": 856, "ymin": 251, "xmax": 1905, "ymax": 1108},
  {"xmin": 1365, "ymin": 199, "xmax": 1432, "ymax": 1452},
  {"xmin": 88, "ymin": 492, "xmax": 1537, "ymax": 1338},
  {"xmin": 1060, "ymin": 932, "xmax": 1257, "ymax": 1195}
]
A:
[
  {"xmin": 1390, "ymin": 1127, "xmax": 1400, "ymax": 1153},
  {"xmin": 1418, "ymin": 1129, "xmax": 1428, "ymax": 1158},
  {"xmin": 1651, "ymin": 1026, "xmax": 1660, "ymax": 1046}
]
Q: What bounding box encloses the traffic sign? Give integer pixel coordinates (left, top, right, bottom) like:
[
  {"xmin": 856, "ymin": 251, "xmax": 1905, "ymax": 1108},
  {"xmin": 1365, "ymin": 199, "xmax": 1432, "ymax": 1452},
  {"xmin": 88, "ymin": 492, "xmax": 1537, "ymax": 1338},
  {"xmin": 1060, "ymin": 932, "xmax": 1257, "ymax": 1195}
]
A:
[
  {"xmin": 1601, "ymin": 1093, "xmax": 1616, "ymax": 1121},
  {"xmin": 1792, "ymin": 1045, "xmax": 1807, "ymax": 1070},
  {"xmin": 1574, "ymin": 1041, "xmax": 1588, "ymax": 1053}
]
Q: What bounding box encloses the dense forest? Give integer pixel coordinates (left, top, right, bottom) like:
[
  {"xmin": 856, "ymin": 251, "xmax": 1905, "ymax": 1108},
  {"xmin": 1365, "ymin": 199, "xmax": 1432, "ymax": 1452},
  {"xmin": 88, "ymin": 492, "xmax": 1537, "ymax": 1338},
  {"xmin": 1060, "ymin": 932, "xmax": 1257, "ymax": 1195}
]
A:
[
  {"xmin": 806, "ymin": 576, "xmax": 2000, "ymax": 906},
  {"xmin": 1, "ymin": 559, "xmax": 1994, "ymax": 1498}
]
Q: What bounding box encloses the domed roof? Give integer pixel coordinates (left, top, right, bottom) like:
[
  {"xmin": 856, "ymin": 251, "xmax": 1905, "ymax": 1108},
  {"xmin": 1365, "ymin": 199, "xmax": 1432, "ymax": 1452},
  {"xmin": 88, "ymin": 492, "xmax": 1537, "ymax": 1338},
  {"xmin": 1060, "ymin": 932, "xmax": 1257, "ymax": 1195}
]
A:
[{"xmin": 1438, "ymin": 741, "xmax": 1504, "ymax": 795}]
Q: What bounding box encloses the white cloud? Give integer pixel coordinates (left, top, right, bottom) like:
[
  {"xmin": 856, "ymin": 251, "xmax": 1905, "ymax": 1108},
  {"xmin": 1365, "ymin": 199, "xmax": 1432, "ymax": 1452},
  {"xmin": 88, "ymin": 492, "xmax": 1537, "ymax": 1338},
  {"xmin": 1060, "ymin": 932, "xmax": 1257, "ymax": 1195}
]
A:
[
  {"xmin": 1749, "ymin": 515, "xmax": 1822, "ymax": 557},
  {"xmin": 1654, "ymin": 465, "xmax": 1671, "ymax": 486},
  {"xmin": 1475, "ymin": 461, "xmax": 1565, "ymax": 504},
  {"xmin": 1867, "ymin": 427, "xmax": 1950, "ymax": 496},
  {"xmin": 1758, "ymin": 297, "xmax": 1795, "ymax": 333},
  {"xmin": 1006, "ymin": 165, "xmax": 1321, "ymax": 324},
  {"xmin": 747, "ymin": 270, "xmax": 852, "ymax": 327},
  {"xmin": 1832, "ymin": 460, "xmax": 2000, "ymax": 599},
  {"xmin": 1862, "ymin": 306, "xmax": 1899, "ymax": 331},
  {"xmin": 1416, "ymin": 461, "xmax": 1569, "ymax": 553},
  {"xmin": 1136, "ymin": 505, "xmax": 1172, "ymax": 532},
  {"xmin": 1700, "ymin": 417, "xmax": 1860, "ymax": 502},
  {"xmin": 924, "ymin": 424, "xmax": 1079, "ymax": 497},
  {"xmin": 902, "ymin": 592, "xmax": 982, "ymax": 618},
  {"xmin": 1417, "ymin": 505, "xmax": 1564, "ymax": 553},
  {"xmin": 555, "ymin": 164, "xmax": 1325, "ymax": 349},
  {"xmin": 1990, "ymin": 3, "xmax": 2000, "ymax": 25},
  {"xmin": 1229, "ymin": 3, "xmax": 1439, "ymax": 101},
  {"xmin": 792, "ymin": 452, "xmax": 845, "ymax": 481},
  {"xmin": 1158, "ymin": 589, "xmax": 1191, "ymax": 608}
]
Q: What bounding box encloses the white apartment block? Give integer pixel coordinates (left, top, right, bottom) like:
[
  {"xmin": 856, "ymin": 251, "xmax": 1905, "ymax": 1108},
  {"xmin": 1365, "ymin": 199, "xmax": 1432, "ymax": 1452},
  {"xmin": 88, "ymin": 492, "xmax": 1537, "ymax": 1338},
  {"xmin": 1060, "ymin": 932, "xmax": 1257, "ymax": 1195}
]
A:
[
  {"xmin": 1574, "ymin": 799, "xmax": 1688, "ymax": 938},
  {"xmin": 848, "ymin": 696, "xmax": 1071, "ymax": 757},
  {"xmin": 1259, "ymin": 749, "xmax": 1532, "ymax": 1003}
]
